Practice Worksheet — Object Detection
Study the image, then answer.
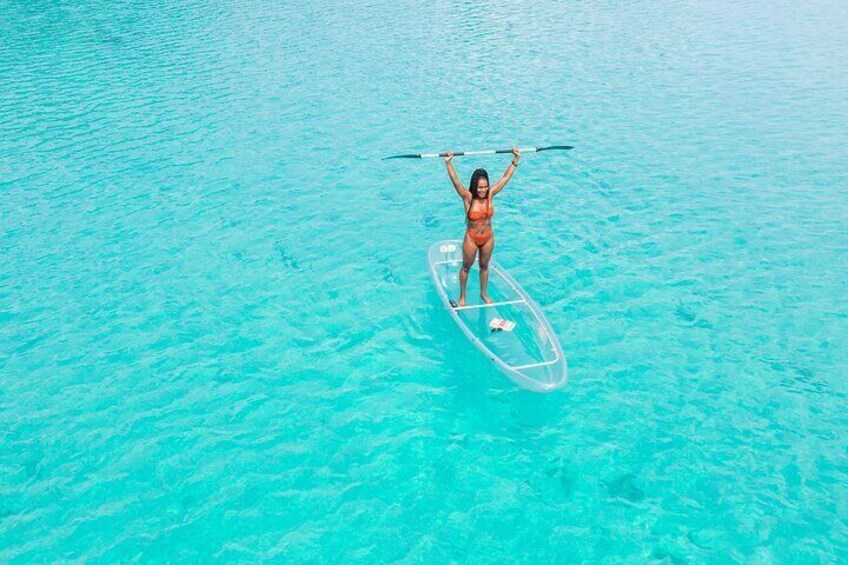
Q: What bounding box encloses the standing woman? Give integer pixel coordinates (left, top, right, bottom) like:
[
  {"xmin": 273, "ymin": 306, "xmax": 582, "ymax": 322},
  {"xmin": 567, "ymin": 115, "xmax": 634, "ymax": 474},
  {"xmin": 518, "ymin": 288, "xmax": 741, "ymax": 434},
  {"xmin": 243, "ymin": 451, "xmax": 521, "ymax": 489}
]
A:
[{"xmin": 444, "ymin": 147, "xmax": 521, "ymax": 306}]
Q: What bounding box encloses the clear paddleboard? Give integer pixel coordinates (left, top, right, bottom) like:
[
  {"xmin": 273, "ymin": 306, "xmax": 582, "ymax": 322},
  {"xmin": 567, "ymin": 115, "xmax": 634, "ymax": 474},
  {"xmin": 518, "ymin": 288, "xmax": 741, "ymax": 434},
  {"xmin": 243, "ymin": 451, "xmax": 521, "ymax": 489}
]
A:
[{"xmin": 428, "ymin": 240, "xmax": 567, "ymax": 392}]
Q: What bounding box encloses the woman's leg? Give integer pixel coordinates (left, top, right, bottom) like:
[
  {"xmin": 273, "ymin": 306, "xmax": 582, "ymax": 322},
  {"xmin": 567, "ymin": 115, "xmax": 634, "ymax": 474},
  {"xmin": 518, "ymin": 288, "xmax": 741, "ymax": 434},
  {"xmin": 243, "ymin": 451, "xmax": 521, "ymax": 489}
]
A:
[
  {"xmin": 478, "ymin": 235, "xmax": 495, "ymax": 304},
  {"xmin": 458, "ymin": 234, "xmax": 478, "ymax": 307}
]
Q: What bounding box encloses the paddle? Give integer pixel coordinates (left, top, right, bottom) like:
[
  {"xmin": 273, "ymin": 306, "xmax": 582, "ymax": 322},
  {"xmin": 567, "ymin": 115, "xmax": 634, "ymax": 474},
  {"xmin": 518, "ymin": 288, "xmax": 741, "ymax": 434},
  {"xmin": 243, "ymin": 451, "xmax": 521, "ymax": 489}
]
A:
[{"xmin": 381, "ymin": 145, "xmax": 574, "ymax": 160}]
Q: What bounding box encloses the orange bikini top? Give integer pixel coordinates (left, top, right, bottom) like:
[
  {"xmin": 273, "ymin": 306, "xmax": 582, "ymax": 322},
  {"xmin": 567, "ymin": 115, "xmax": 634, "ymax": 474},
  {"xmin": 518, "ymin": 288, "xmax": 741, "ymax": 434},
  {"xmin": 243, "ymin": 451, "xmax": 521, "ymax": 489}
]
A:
[{"xmin": 467, "ymin": 198, "xmax": 494, "ymax": 221}]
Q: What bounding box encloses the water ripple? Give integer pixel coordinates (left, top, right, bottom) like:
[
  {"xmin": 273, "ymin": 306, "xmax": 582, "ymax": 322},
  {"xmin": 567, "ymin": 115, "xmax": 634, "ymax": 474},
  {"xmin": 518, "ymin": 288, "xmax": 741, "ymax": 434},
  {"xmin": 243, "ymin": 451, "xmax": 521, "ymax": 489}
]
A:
[{"xmin": 2, "ymin": 0, "xmax": 848, "ymax": 561}]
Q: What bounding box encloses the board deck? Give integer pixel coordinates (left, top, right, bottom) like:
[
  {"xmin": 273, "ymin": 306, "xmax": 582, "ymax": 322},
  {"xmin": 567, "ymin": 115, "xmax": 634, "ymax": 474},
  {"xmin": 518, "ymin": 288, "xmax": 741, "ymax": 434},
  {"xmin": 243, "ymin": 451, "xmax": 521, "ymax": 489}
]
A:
[{"xmin": 428, "ymin": 240, "xmax": 567, "ymax": 392}]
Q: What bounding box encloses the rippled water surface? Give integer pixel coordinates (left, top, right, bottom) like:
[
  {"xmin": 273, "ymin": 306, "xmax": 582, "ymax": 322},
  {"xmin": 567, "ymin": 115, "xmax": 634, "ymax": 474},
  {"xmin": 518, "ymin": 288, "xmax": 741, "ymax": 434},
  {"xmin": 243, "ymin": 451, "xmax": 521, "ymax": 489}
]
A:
[{"xmin": 2, "ymin": 0, "xmax": 848, "ymax": 562}]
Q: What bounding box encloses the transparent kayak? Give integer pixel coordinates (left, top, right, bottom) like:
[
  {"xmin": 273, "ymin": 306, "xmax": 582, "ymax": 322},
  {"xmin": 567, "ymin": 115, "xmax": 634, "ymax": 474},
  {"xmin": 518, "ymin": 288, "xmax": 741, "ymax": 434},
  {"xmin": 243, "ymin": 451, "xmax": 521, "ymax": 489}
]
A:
[{"xmin": 428, "ymin": 240, "xmax": 567, "ymax": 392}]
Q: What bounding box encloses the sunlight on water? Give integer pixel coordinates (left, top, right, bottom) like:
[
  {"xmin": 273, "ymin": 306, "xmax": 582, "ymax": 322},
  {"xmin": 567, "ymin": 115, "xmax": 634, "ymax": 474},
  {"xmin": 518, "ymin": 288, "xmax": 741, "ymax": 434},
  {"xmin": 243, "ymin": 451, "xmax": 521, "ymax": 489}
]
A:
[{"xmin": 1, "ymin": 0, "xmax": 847, "ymax": 561}]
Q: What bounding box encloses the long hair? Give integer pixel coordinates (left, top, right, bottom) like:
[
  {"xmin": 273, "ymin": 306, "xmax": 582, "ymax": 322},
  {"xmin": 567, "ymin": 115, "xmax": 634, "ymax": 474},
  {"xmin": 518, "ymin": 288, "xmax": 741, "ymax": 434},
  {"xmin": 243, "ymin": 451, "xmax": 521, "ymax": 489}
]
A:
[{"xmin": 468, "ymin": 168, "xmax": 490, "ymax": 200}]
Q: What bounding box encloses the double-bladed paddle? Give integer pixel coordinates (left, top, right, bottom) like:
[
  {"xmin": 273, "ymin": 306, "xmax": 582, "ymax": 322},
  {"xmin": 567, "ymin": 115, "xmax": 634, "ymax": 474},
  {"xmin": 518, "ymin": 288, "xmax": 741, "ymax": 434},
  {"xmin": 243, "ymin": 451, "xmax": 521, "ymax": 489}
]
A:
[{"xmin": 381, "ymin": 145, "xmax": 574, "ymax": 160}]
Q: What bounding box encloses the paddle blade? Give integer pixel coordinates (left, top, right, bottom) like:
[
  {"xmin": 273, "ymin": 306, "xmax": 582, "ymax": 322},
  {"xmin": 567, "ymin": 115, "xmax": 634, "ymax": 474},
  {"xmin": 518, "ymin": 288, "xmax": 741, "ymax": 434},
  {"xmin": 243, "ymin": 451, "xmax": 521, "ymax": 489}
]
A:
[
  {"xmin": 381, "ymin": 153, "xmax": 422, "ymax": 160},
  {"xmin": 536, "ymin": 145, "xmax": 574, "ymax": 152}
]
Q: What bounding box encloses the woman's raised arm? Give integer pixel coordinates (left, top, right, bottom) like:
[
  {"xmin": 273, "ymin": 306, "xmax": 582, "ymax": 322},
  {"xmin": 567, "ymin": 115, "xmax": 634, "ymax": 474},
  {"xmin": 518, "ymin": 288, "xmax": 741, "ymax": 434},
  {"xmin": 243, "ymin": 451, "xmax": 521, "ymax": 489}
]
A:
[
  {"xmin": 490, "ymin": 147, "xmax": 521, "ymax": 197},
  {"xmin": 445, "ymin": 152, "xmax": 470, "ymax": 200}
]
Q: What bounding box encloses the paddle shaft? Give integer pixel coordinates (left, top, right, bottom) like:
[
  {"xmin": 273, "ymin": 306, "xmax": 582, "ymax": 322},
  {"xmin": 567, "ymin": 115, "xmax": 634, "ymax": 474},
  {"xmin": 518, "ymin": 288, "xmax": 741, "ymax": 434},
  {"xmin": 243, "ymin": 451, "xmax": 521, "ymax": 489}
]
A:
[{"xmin": 425, "ymin": 148, "xmax": 527, "ymax": 158}]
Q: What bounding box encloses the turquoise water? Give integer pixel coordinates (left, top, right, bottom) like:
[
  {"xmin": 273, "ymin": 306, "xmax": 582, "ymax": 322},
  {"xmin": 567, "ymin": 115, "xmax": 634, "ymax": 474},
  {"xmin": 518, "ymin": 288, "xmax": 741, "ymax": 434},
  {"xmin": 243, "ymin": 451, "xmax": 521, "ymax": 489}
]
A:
[{"xmin": 2, "ymin": 0, "xmax": 848, "ymax": 561}]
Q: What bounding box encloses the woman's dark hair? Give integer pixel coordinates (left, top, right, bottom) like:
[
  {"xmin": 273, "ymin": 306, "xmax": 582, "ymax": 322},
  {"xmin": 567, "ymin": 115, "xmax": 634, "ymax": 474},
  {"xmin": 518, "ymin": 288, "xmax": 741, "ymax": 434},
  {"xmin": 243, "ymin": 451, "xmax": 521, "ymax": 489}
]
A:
[{"xmin": 468, "ymin": 169, "xmax": 490, "ymax": 199}]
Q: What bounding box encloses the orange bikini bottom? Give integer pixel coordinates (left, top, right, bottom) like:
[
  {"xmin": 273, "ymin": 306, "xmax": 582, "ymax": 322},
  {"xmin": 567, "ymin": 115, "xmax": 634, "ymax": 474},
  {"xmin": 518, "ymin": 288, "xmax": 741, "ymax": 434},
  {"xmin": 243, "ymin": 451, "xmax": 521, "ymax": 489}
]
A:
[{"xmin": 466, "ymin": 228, "xmax": 493, "ymax": 247}]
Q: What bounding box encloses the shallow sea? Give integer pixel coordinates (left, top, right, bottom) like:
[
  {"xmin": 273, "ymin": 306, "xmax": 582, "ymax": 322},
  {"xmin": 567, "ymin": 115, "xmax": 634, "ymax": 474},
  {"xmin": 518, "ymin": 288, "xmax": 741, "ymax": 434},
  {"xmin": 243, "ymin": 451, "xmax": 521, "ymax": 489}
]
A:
[{"xmin": 2, "ymin": 0, "xmax": 847, "ymax": 562}]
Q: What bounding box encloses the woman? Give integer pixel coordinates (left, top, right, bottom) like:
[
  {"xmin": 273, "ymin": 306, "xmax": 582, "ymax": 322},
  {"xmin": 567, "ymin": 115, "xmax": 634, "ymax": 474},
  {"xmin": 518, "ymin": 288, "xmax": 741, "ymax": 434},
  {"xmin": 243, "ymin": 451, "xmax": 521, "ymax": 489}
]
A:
[{"xmin": 444, "ymin": 147, "xmax": 521, "ymax": 307}]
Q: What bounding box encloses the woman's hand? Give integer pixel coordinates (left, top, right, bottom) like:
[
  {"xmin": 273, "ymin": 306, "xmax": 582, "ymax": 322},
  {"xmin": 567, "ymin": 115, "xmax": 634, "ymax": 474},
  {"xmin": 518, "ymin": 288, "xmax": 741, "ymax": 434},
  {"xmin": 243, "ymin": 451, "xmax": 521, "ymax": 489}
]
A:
[
  {"xmin": 444, "ymin": 151, "xmax": 455, "ymax": 163},
  {"xmin": 511, "ymin": 147, "xmax": 521, "ymax": 166}
]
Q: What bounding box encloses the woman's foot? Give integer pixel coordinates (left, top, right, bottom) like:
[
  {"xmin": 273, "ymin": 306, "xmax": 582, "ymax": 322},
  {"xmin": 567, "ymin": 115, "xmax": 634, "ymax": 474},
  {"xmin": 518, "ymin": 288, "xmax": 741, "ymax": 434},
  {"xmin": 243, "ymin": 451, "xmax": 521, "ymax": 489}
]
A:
[
  {"xmin": 480, "ymin": 294, "xmax": 493, "ymax": 304},
  {"xmin": 458, "ymin": 294, "xmax": 466, "ymax": 307}
]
